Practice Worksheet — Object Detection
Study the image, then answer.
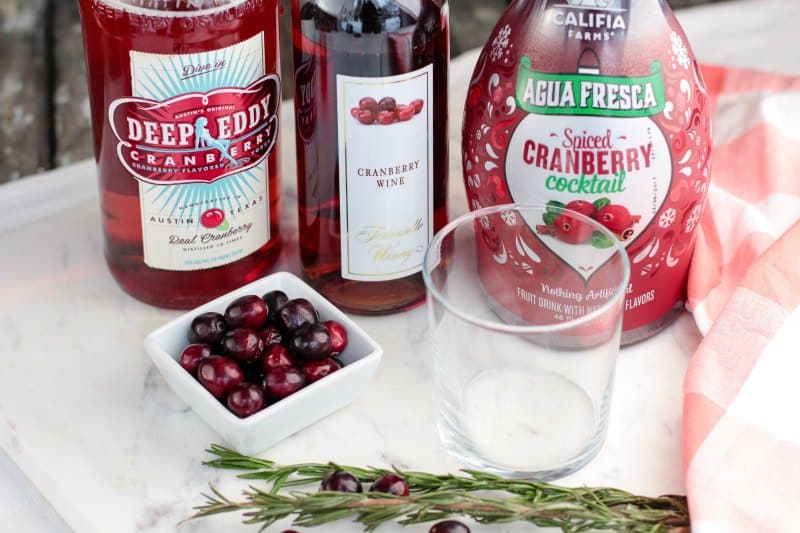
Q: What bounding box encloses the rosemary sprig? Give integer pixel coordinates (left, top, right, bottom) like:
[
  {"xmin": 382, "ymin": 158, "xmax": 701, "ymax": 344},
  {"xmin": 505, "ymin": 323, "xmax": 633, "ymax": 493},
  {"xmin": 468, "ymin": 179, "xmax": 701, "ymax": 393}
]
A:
[{"xmin": 189, "ymin": 445, "xmax": 690, "ymax": 532}]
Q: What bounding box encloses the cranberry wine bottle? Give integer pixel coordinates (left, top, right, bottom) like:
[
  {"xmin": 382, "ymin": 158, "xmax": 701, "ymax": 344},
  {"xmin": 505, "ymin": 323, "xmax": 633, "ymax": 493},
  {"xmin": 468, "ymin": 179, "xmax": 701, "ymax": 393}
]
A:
[
  {"xmin": 292, "ymin": 0, "xmax": 449, "ymax": 314},
  {"xmin": 462, "ymin": 0, "xmax": 711, "ymax": 344}
]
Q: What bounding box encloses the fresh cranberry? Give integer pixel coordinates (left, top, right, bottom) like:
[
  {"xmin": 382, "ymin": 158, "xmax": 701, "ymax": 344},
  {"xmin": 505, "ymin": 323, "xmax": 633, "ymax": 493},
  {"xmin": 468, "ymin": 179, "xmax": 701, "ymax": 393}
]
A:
[
  {"xmin": 369, "ymin": 474, "xmax": 409, "ymax": 496},
  {"xmin": 322, "ymin": 320, "xmax": 348, "ymax": 355},
  {"xmin": 302, "ymin": 358, "xmax": 342, "ymax": 384},
  {"xmin": 290, "ymin": 323, "xmax": 333, "ymax": 362},
  {"xmin": 278, "ymin": 299, "xmax": 318, "ymax": 332},
  {"xmin": 320, "ymin": 471, "xmax": 362, "ymax": 493},
  {"xmin": 263, "ymin": 366, "xmax": 306, "ymax": 400},
  {"xmin": 596, "ymin": 204, "xmax": 633, "ymax": 235},
  {"xmin": 429, "ymin": 521, "xmax": 470, "ymax": 533},
  {"xmin": 262, "ymin": 290, "xmax": 289, "ymax": 324},
  {"xmin": 377, "ymin": 110, "xmax": 396, "ymax": 125},
  {"xmin": 262, "ymin": 344, "xmax": 295, "ymax": 372},
  {"xmin": 221, "ymin": 328, "xmax": 264, "ymax": 363},
  {"xmin": 259, "ymin": 325, "xmax": 283, "ymax": 347},
  {"xmin": 227, "ymin": 383, "xmax": 265, "ymax": 418},
  {"xmin": 179, "ymin": 344, "xmax": 213, "ymax": 374},
  {"xmin": 356, "ymin": 109, "xmax": 375, "ymax": 125},
  {"xmin": 410, "ymin": 98, "xmax": 424, "ymax": 114},
  {"xmin": 198, "ymin": 356, "xmax": 244, "ymax": 398},
  {"xmin": 225, "ymin": 295, "xmax": 268, "ymax": 329},
  {"xmin": 200, "ymin": 208, "xmax": 225, "ymax": 229},
  {"xmin": 189, "ymin": 312, "xmax": 227, "ymax": 344},
  {"xmin": 565, "ymin": 199, "xmax": 596, "ymax": 219},
  {"xmin": 359, "ymin": 97, "xmax": 379, "ymax": 115},
  {"xmin": 395, "ymin": 105, "xmax": 415, "ymax": 122},
  {"xmin": 378, "ymin": 96, "xmax": 396, "ymax": 112},
  {"xmin": 241, "ymin": 361, "xmax": 265, "ymax": 384},
  {"xmin": 553, "ymin": 213, "xmax": 593, "ymax": 245}
]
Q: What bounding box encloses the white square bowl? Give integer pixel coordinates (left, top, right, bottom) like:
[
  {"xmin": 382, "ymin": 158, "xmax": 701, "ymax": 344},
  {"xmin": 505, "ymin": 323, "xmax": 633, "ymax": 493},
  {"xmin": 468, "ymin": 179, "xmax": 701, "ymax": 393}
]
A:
[{"xmin": 144, "ymin": 272, "xmax": 383, "ymax": 455}]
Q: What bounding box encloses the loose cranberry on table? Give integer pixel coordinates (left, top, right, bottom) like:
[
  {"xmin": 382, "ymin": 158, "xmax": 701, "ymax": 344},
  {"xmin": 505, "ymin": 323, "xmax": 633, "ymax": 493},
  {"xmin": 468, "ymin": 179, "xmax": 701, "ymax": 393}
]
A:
[
  {"xmin": 429, "ymin": 520, "xmax": 471, "ymax": 533},
  {"xmin": 320, "ymin": 470, "xmax": 363, "ymax": 493},
  {"xmin": 224, "ymin": 294, "xmax": 268, "ymax": 329},
  {"xmin": 369, "ymin": 474, "xmax": 410, "ymax": 496},
  {"xmin": 323, "ymin": 320, "xmax": 348, "ymax": 355},
  {"xmin": 263, "ymin": 366, "xmax": 306, "ymax": 400},
  {"xmin": 259, "ymin": 325, "xmax": 283, "ymax": 347},
  {"xmin": 278, "ymin": 298, "xmax": 318, "ymax": 332},
  {"xmin": 197, "ymin": 356, "xmax": 244, "ymax": 398},
  {"xmin": 226, "ymin": 383, "xmax": 265, "ymax": 418},
  {"xmin": 262, "ymin": 344, "xmax": 295, "ymax": 372},
  {"xmin": 189, "ymin": 312, "xmax": 227, "ymax": 344},
  {"xmin": 221, "ymin": 328, "xmax": 264, "ymax": 363},
  {"xmin": 263, "ymin": 290, "xmax": 289, "ymax": 324},
  {"xmin": 302, "ymin": 358, "xmax": 341, "ymax": 384},
  {"xmin": 179, "ymin": 344, "xmax": 213, "ymax": 374},
  {"xmin": 290, "ymin": 323, "xmax": 333, "ymax": 362}
]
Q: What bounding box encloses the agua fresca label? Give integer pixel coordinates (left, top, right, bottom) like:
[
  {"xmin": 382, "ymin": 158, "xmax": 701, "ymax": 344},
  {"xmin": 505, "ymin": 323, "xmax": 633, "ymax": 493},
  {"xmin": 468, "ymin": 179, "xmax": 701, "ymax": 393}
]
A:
[
  {"xmin": 110, "ymin": 33, "xmax": 279, "ymax": 271},
  {"xmin": 463, "ymin": 1, "xmax": 712, "ymax": 337},
  {"xmin": 337, "ymin": 66, "xmax": 434, "ymax": 282}
]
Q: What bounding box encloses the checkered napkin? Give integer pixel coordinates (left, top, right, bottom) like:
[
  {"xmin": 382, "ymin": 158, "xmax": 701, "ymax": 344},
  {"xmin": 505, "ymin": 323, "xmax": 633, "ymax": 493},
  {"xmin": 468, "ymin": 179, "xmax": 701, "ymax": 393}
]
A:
[{"xmin": 684, "ymin": 65, "xmax": 800, "ymax": 532}]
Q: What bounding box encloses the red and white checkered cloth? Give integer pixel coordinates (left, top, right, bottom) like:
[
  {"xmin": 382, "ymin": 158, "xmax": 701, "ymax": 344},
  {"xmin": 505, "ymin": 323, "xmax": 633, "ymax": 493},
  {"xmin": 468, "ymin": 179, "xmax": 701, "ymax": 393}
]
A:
[{"xmin": 684, "ymin": 65, "xmax": 800, "ymax": 532}]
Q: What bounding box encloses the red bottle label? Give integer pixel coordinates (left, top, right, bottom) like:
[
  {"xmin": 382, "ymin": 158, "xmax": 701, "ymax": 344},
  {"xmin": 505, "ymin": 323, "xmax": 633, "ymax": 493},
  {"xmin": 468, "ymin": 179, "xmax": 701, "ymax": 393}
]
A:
[{"xmin": 109, "ymin": 75, "xmax": 280, "ymax": 186}]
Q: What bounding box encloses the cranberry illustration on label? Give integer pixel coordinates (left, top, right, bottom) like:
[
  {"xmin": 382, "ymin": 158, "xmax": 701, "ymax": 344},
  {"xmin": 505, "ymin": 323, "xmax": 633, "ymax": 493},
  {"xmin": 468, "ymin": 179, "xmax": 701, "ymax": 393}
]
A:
[
  {"xmin": 351, "ymin": 96, "xmax": 425, "ymax": 126},
  {"xmin": 201, "ymin": 208, "xmax": 226, "ymax": 230}
]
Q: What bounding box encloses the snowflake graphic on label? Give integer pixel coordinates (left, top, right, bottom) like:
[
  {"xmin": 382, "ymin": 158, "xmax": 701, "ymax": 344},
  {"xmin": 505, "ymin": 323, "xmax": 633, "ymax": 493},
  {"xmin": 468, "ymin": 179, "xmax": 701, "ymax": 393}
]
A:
[
  {"xmin": 670, "ymin": 32, "xmax": 690, "ymax": 69},
  {"xmin": 659, "ymin": 208, "xmax": 676, "ymax": 228},
  {"xmin": 683, "ymin": 204, "xmax": 703, "ymax": 233},
  {"xmin": 501, "ymin": 210, "xmax": 517, "ymax": 226},
  {"xmin": 490, "ymin": 25, "xmax": 512, "ymax": 62}
]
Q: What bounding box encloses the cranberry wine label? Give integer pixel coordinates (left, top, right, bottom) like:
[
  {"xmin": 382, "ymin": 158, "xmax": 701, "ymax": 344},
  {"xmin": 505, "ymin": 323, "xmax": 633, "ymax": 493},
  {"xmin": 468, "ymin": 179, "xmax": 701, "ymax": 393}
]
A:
[
  {"xmin": 336, "ymin": 66, "xmax": 434, "ymax": 282},
  {"xmin": 463, "ymin": 2, "xmax": 712, "ymax": 334},
  {"xmin": 110, "ymin": 33, "xmax": 279, "ymax": 271}
]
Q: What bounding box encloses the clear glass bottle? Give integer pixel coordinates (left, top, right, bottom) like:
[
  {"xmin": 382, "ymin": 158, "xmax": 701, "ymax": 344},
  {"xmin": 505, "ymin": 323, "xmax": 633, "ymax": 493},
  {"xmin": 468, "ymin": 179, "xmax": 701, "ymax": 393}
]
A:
[
  {"xmin": 462, "ymin": 0, "xmax": 712, "ymax": 344},
  {"xmin": 78, "ymin": 0, "xmax": 283, "ymax": 309},
  {"xmin": 292, "ymin": 0, "xmax": 450, "ymax": 314}
]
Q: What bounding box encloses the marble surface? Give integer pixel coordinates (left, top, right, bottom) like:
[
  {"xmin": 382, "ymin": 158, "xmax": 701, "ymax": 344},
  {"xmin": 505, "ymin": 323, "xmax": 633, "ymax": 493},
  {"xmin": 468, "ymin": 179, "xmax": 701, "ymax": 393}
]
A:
[{"xmin": 0, "ymin": 0, "xmax": 796, "ymax": 531}]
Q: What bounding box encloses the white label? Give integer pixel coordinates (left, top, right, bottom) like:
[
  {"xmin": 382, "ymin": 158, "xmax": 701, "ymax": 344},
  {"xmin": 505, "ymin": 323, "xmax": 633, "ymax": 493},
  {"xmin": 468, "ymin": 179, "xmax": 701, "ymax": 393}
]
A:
[
  {"xmin": 337, "ymin": 65, "xmax": 434, "ymax": 282},
  {"xmin": 128, "ymin": 34, "xmax": 272, "ymax": 271}
]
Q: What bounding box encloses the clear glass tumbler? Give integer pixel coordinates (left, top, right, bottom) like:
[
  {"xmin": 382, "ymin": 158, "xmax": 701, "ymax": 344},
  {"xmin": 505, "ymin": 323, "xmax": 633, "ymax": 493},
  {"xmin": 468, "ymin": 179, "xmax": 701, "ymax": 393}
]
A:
[{"xmin": 423, "ymin": 204, "xmax": 630, "ymax": 480}]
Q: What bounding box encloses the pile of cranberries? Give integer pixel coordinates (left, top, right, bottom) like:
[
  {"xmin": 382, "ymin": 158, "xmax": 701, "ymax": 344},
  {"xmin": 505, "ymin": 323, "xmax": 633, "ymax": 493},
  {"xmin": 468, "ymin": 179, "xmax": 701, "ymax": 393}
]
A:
[
  {"xmin": 179, "ymin": 291, "xmax": 349, "ymax": 418},
  {"xmin": 536, "ymin": 198, "xmax": 641, "ymax": 247},
  {"xmin": 351, "ymin": 96, "xmax": 425, "ymax": 126}
]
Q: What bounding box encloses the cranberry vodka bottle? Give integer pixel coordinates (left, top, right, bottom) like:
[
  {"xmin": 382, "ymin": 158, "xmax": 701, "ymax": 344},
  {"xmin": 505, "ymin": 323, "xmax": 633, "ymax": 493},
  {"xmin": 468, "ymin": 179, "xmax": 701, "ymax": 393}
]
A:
[
  {"xmin": 292, "ymin": 0, "xmax": 450, "ymax": 314},
  {"xmin": 462, "ymin": 0, "xmax": 711, "ymax": 344},
  {"xmin": 78, "ymin": 0, "xmax": 283, "ymax": 309}
]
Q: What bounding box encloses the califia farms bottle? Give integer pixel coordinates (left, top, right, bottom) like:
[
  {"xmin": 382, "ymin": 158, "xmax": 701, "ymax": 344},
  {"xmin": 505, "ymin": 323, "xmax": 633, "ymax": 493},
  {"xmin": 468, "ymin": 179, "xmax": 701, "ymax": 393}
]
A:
[
  {"xmin": 462, "ymin": 0, "xmax": 711, "ymax": 344},
  {"xmin": 292, "ymin": 0, "xmax": 450, "ymax": 315},
  {"xmin": 78, "ymin": 0, "xmax": 283, "ymax": 309}
]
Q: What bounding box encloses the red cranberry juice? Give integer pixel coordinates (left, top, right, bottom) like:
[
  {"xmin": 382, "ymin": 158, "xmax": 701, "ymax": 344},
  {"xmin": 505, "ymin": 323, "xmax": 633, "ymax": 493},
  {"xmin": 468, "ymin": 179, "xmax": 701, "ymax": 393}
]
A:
[
  {"xmin": 292, "ymin": 0, "xmax": 449, "ymax": 314},
  {"xmin": 462, "ymin": 0, "xmax": 712, "ymax": 343},
  {"xmin": 78, "ymin": 0, "xmax": 282, "ymax": 309}
]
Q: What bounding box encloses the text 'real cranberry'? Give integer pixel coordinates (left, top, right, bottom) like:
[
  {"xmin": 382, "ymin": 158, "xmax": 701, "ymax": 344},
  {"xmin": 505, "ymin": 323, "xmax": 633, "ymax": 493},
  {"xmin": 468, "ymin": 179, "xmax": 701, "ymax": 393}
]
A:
[
  {"xmin": 225, "ymin": 295, "xmax": 268, "ymax": 329},
  {"xmin": 189, "ymin": 312, "xmax": 227, "ymax": 344},
  {"xmin": 198, "ymin": 356, "xmax": 244, "ymax": 398}
]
